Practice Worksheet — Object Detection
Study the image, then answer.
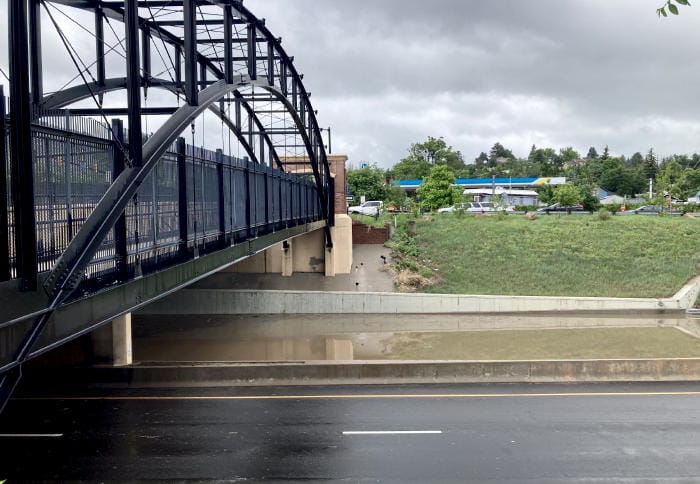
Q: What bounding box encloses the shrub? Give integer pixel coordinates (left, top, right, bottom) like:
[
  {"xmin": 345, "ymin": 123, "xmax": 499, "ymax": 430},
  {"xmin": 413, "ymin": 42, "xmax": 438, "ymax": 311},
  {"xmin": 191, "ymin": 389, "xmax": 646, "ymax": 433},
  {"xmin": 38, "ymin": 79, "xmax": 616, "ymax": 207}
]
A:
[{"xmin": 597, "ymin": 208, "xmax": 612, "ymax": 221}]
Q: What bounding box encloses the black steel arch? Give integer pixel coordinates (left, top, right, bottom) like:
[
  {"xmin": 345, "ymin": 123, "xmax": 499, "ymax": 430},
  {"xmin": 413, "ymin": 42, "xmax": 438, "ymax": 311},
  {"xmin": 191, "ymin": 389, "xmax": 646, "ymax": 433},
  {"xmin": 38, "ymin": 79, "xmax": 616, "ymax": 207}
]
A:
[
  {"xmin": 39, "ymin": 76, "xmax": 279, "ymax": 168},
  {"xmin": 38, "ymin": 0, "xmax": 324, "ymax": 175},
  {"xmin": 29, "ymin": 0, "xmax": 337, "ymax": 298}
]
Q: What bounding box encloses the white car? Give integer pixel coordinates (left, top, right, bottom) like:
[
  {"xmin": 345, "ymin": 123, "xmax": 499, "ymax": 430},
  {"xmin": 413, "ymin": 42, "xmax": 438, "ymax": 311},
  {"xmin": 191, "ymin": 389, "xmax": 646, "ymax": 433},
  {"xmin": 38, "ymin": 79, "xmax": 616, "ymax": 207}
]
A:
[
  {"xmin": 348, "ymin": 200, "xmax": 384, "ymax": 216},
  {"xmin": 438, "ymin": 202, "xmax": 514, "ymax": 213}
]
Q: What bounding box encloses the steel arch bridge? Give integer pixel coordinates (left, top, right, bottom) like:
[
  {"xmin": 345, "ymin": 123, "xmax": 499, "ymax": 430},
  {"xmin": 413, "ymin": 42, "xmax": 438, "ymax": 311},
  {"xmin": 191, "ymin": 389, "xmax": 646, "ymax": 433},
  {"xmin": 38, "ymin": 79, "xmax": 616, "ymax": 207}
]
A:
[{"xmin": 0, "ymin": 0, "xmax": 335, "ymax": 411}]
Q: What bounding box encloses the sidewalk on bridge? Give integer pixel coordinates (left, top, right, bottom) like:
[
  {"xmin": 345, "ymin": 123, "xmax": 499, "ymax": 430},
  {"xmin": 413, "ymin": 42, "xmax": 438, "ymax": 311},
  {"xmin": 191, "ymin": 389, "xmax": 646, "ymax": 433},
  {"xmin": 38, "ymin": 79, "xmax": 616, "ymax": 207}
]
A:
[{"xmin": 193, "ymin": 244, "xmax": 396, "ymax": 293}]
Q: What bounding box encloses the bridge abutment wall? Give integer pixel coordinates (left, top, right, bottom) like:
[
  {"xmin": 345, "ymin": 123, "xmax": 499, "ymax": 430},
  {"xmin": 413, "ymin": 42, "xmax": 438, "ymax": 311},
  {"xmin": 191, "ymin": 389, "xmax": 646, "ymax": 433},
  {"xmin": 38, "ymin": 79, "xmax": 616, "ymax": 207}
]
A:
[{"xmin": 221, "ymin": 215, "xmax": 352, "ymax": 276}]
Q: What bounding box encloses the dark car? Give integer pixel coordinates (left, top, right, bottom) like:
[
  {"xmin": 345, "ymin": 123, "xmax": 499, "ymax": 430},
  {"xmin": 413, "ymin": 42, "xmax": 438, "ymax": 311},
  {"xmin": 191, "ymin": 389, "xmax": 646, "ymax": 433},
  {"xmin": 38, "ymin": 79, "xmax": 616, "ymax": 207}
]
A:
[{"xmin": 536, "ymin": 203, "xmax": 586, "ymax": 214}]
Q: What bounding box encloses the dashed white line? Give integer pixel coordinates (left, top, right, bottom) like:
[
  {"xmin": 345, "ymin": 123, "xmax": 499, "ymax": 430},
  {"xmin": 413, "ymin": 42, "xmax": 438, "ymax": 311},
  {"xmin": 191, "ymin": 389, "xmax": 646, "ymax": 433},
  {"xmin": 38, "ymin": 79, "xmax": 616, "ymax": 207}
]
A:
[
  {"xmin": 0, "ymin": 433, "xmax": 63, "ymax": 438},
  {"xmin": 342, "ymin": 430, "xmax": 443, "ymax": 435}
]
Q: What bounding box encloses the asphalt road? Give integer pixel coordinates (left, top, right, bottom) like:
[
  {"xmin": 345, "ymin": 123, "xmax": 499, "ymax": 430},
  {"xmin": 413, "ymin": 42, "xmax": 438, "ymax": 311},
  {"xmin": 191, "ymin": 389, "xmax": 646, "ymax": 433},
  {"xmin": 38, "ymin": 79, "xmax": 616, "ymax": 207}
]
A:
[{"xmin": 2, "ymin": 382, "xmax": 700, "ymax": 482}]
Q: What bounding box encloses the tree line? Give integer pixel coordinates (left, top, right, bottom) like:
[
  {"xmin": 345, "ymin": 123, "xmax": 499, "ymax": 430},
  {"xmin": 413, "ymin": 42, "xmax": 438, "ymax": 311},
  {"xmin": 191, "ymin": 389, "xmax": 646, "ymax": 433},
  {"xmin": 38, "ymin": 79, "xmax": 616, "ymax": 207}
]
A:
[{"xmin": 347, "ymin": 136, "xmax": 700, "ymax": 210}]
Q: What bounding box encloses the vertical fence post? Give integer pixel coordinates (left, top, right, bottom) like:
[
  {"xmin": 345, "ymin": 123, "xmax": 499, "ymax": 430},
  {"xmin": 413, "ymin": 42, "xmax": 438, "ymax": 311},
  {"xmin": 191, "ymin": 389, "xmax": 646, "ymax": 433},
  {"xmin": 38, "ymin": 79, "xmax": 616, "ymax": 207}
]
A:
[
  {"xmin": 64, "ymin": 111, "xmax": 73, "ymax": 241},
  {"xmin": 9, "ymin": 0, "xmax": 38, "ymax": 291},
  {"xmin": 176, "ymin": 137, "xmax": 188, "ymax": 257},
  {"xmin": 245, "ymin": 161, "xmax": 252, "ymax": 239},
  {"xmin": 216, "ymin": 149, "xmax": 225, "ymax": 244},
  {"xmin": 124, "ymin": 0, "xmax": 142, "ymax": 166},
  {"xmin": 0, "ymin": 87, "xmax": 9, "ymax": 281},
  {"xmin": 112, "ymin": 119, "xmax": 128, "ymax": 281}
]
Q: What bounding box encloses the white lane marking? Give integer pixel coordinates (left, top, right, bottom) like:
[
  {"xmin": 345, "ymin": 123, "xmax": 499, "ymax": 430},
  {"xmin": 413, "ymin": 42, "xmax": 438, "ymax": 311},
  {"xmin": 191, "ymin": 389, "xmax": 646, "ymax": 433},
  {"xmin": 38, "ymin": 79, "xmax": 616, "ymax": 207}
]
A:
[
  {"xmin": 0, "ymin": 433, "xmax": 63, "ymax": 438},
  {"xmin": 342, "ymin": 430, "xmax": 442, "ymax": 435}
]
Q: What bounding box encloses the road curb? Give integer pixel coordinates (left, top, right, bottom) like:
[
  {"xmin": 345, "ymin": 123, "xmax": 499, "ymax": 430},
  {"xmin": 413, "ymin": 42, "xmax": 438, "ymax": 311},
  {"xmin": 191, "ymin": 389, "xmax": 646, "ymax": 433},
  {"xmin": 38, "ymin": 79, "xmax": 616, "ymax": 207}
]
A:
[{"xmin": 29, "ymin": 358, "xmax": 700, "ymax": 388}]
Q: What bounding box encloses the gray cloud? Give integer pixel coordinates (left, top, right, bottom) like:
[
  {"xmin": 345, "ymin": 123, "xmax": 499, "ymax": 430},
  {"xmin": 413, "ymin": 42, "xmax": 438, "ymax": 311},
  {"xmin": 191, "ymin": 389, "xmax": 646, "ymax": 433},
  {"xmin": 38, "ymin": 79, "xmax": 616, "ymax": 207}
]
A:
[
  {"xmin": 2, "ymin": 0, "xmax": 700, "ymax": 167},
  {"xmin": 250, "ymin": 0, "xmax": 700, "ymax": 165}
]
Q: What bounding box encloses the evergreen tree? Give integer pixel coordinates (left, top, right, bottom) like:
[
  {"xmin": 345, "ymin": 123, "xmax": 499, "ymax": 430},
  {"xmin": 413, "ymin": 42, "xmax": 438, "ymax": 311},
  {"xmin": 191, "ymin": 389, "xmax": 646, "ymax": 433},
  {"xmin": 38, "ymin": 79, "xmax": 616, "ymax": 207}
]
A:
[
  {"xmin": 474, "ymin": 152, "xmax": 488, "ymax": 167},
  {"xmin": 488, "ymin": 142, "xmax": 515, "ymax": 167},
  {"xmin": 644, "ymin": 148, "xmax": 658, "ymax": 180},
  {"xmin": 586, "ymin": 147, "xmax": 599, "ymax": 160},
  {"xmin": 628, "ymin": 152, "xmax": 644, "ymax": 168}
]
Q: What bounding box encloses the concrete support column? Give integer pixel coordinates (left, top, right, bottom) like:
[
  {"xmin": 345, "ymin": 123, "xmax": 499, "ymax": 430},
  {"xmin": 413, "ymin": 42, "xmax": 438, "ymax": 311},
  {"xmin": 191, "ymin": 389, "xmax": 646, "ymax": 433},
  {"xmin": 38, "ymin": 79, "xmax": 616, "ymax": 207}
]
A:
[
  {"xmin": 330, "ymin": 214, "xmax": 353, "ymax": 275},
  {"xmin": 112, "ymin": 313, "xmax": 133, "ymax": 366},
  {"xmin": 90, "ymin": 313, "xmax": 132, "ymax": 366},
  {"xmin": 281, "ymin": 240, "xmax": 293, "ymax": 277}
]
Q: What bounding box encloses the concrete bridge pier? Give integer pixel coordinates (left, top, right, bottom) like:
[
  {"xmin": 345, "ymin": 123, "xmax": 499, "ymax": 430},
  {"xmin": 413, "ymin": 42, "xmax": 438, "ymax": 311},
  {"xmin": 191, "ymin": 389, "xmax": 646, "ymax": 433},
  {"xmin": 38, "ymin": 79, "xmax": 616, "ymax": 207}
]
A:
[
  {"xmin": 228, "ymin": 214, "xmax": 353, "ymax": 277},
  {"xmin": 90, "ymin": 313, "xmax": 133, "ymax": 366}
]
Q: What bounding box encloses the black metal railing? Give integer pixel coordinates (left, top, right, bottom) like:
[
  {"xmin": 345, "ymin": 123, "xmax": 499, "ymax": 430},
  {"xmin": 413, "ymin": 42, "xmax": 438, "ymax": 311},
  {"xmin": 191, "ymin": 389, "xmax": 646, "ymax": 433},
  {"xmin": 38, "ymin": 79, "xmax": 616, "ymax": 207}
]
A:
[{"xmin": 1, "ymin": 105, "xmax": 325, "ymax": 298}]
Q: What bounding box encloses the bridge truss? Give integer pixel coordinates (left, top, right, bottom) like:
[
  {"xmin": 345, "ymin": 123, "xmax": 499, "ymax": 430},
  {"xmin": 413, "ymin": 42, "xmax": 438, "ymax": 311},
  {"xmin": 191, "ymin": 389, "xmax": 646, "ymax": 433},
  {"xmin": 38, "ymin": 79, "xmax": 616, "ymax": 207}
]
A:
[{"xmin": 0, "ymin": 0, "xmax": 334, "ymax": 411}]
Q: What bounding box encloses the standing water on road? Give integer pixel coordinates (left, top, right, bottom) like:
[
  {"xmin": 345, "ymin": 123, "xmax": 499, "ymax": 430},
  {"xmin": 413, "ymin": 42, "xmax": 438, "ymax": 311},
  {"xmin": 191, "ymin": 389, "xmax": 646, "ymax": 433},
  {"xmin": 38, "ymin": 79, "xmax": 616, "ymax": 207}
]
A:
[{"xmin": 133, "ymin": 313, "xmax": 700, "ymax": 362}]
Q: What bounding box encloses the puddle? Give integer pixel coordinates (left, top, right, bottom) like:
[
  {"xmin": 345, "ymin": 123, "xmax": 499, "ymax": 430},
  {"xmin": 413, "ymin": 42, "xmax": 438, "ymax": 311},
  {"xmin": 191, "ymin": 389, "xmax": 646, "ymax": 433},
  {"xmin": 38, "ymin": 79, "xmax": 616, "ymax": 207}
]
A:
[{"xmin": 133, "ymin": 313, "xmax": 700, "ymax": 362}]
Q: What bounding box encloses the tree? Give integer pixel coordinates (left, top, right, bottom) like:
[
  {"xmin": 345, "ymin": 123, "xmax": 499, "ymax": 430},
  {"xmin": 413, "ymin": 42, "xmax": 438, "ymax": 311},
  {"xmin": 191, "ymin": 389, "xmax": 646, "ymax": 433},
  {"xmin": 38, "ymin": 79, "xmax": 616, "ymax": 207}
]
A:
[
  {"xmin": 598, "ymin": 157, "xmax": 646, "ymax": 196},
  {"xmin": 385, "ymin": 185, "xmax": 410, "ymax": 210},
  {"xmin": 586, "ymin": 147, "xmax": 599, "ymax": 160},
  {"xmin": 388, "ymin": 156, "xmax": 431, "ymax": 181},
  {"xmin": 346, "ymin": 164, "xmax": 388, "ymax": 203},
  {"xmin": 417, "ymin": 165, "xmax": 457, "ymax": 211},
  {"xmin": 529, "ymin": 146, "xmax": 559, "ymax": 176},
  {"xmin": 644, "ymin": 148, "xmax": 658, "ymax": 180},
  {"xmin": 538, "ymin": 185, "xmax": 557, "ymax": 205},
  {"xmin": 559, "ymin": 147, "xmax": 580, "ymax": 164},
  {"xmin": 628, "ymin": 152, "xmax": 644, "ymax": 168},
  {"xmin": 554, "ymin": 183, "xmax": 583, "ymax": 211},
  {"xmin": 488, "ymin": 142, "xmax": 515, "ymax": 167},
  {"xmin": 474, "ymin": 152, "xmax": 488, "ymax": 167},
  {"xmin": 656, "ymin": 158, "xmax": 685, "ymax": 197},
  {"xmin": 389, "ymin": 136, "xmax": 465, "ymax": 180},
  {"xmin": 678, "ymin": 168, "xmax": 700, "ymax": 198}
]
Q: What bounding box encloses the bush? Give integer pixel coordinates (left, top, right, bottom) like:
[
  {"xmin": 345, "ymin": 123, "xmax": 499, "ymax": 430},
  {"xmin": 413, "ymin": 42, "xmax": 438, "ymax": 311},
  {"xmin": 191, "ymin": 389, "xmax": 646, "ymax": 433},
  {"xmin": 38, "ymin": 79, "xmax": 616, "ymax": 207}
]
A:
[
  {"xmin": 605, "ymin": 203, "xmax": 621, "ymax": 214},
  {"xmin": 597, "ymin": 208, "xmax": 612, "ymax": 221},
  {"xmin": 516, "ymin": 205, "xmax": 538, "ymax": 212}
]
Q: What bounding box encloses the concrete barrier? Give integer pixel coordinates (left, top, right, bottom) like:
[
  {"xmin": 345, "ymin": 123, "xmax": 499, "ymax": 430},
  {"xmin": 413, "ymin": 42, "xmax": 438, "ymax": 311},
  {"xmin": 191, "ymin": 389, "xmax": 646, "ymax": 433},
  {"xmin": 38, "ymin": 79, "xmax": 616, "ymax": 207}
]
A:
[
  {"xmin": 44, "ymin": 358, "xmax": 700, "ymax": 387},
  {"xmin": 141, "ymin": 276, "xmax": 700, "ymax": 315}
]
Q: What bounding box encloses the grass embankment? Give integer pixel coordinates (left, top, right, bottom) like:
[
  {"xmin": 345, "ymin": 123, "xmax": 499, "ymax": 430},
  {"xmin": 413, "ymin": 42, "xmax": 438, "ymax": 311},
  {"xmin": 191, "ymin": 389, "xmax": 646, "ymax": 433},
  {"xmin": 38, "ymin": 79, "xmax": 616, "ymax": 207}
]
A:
[
  {"xmin": 384, "ymin": 327, "xmax": 700, "ymax": 360},
  {"xmin": 387, "ymin": 214, "xmax": 700, "ymax": 297}
]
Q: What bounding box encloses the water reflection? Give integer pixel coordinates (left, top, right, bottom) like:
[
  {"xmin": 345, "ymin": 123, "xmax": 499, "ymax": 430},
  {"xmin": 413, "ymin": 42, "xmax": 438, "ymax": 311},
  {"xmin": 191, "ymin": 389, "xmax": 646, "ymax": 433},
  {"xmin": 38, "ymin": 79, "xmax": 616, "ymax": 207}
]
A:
[{"xmin": 133, "ymin": 313, "xmax": 700, "ymax": 362}]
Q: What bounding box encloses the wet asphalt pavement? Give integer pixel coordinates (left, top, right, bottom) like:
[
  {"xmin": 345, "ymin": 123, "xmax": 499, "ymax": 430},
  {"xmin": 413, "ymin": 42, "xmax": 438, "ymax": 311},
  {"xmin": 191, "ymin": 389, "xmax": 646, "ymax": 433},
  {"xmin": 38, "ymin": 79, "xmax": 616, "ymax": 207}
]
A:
[{"xmin": 2, "ymin": 382, "xmax": 700, "ymax": 482}]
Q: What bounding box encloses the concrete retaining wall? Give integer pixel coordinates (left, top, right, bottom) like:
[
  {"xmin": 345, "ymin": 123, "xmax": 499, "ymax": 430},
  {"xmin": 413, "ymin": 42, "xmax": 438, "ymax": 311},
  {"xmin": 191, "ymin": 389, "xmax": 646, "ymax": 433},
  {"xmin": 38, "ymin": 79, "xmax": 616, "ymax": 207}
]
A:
[
  {"xmin": 58, "ymin": 358, "xmax": 700, "ymax": 387},
  {"xmin": 141, "ymin": 276, "xmax": 700, "ymax": 315}
]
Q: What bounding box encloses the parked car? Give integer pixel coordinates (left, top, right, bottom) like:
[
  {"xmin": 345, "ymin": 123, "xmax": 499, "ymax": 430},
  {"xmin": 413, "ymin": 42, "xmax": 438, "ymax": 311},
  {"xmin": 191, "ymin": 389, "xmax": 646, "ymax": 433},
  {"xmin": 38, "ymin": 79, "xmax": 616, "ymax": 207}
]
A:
[
  {"xmin": 437, "ymin": 203, "xmax": 468, "ymax": 213},
  {"xmin": 438, "ymin": 202, "xmax": 514, "ymax": 213},
  {"xmin": 632, "ymin": 205, "xmax": 668, "ymax": 215},
  {"xmin": 348, "ymin": 200, "xmax": 384, "ymax": 216},
  {"xmin": 536, "ymin": 203, "xmax": 586, "ymax": 214}
]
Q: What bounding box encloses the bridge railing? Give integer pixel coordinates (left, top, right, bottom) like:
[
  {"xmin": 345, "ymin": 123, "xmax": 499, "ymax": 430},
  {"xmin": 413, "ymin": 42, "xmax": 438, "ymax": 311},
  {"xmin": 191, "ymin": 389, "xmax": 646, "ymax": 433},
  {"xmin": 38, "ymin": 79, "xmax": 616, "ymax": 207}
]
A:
[{"xmin": 1, "ymin": 106, "xmax": 323, "ymax": 299}]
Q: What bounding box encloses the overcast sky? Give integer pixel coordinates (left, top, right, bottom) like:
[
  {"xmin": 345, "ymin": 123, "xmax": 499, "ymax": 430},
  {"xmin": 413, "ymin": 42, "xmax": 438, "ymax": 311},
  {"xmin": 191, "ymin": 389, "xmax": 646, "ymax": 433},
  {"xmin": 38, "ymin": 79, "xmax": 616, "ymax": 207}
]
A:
[
  {"xmin": 247, "ymin": 0, "xmax": 700, "ymax": 168},
  {"xmin": 2, "ymin": 0, "xmax": 700, "ymax": 169}
]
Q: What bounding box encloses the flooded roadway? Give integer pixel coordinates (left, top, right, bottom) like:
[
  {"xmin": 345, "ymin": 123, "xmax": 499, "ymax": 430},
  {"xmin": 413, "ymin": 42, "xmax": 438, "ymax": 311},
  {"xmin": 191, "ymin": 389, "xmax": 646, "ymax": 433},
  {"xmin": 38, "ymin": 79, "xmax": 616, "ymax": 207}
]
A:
[{"xmin": 132, "ymin": 312, "xmax": 700, "ymax": 363}]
